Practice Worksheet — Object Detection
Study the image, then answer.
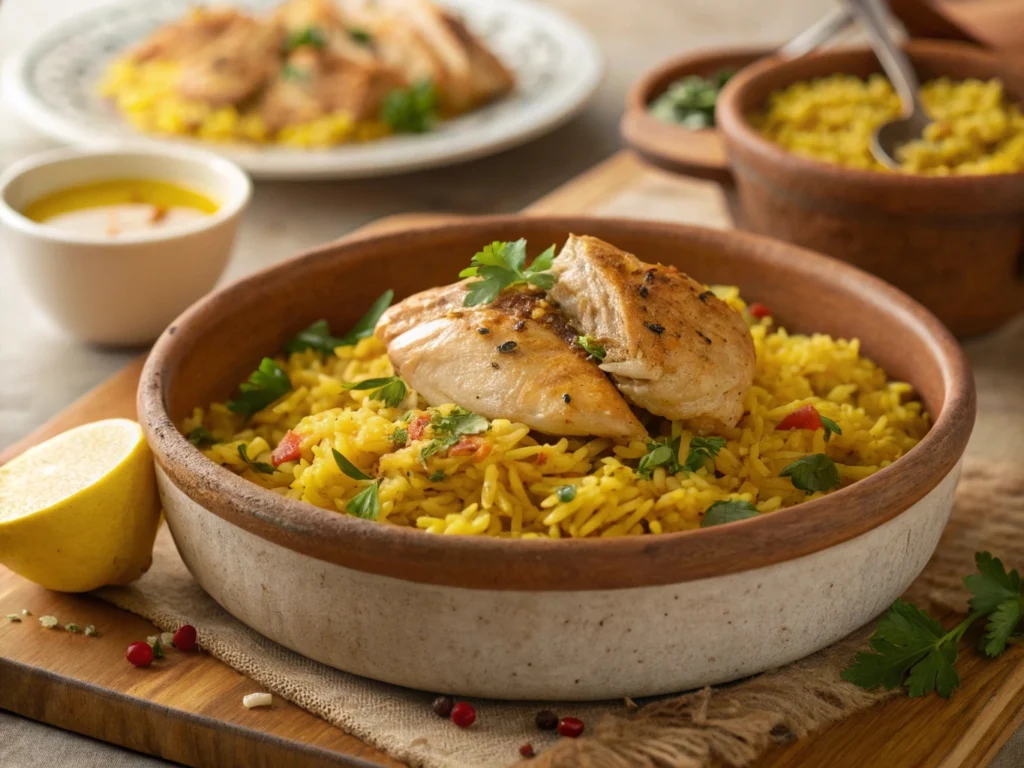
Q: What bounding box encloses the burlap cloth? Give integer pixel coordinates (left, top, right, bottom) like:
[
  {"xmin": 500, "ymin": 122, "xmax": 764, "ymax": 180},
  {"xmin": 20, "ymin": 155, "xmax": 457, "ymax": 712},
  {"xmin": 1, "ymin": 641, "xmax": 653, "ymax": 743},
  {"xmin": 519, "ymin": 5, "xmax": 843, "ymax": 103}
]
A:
[{"xmin": 95, "ymin": 460, "xmax": 1024, "ymax": 768}]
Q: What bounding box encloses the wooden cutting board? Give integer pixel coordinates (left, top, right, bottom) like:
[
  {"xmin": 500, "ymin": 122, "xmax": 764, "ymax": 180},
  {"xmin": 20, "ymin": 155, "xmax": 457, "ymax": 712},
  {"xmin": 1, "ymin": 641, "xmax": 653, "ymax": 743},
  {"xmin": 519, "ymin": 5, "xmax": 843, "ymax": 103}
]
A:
[{"xmin": 2, "ymin": 151, "xmax": 1023, "ymax": 768}]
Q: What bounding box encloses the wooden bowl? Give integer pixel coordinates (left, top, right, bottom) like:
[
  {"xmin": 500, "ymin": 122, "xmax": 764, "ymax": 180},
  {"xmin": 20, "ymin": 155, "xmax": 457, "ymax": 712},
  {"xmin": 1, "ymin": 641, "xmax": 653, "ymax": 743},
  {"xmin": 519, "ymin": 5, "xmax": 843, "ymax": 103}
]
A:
[
  {"xmin": 138, "ymin": 216, "xmax": 975, "ymax": 700},
  {"xmin": 716, "ymin": 40, "xmax": 1024, "ymax": 338},
  {"xmin": 620, "ymin": 47, "xmax": 766, "ymax": 184}
]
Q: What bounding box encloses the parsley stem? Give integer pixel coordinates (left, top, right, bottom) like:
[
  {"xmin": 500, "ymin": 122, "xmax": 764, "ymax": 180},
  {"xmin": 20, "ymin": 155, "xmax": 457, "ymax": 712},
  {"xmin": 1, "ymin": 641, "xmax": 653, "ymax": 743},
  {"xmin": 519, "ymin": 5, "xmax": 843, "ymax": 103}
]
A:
[{"xmin": 943, "ymin": 610, "xmax": 985, "ymax": 647}]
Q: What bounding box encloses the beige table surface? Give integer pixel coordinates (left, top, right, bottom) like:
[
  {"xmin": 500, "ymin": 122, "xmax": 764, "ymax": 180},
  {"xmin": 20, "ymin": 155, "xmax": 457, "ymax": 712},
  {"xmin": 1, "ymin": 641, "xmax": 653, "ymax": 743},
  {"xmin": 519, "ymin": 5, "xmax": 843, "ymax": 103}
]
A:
[{"xmin": 1, "ymin": 0, "xmax": 1023, "ymax": 765}]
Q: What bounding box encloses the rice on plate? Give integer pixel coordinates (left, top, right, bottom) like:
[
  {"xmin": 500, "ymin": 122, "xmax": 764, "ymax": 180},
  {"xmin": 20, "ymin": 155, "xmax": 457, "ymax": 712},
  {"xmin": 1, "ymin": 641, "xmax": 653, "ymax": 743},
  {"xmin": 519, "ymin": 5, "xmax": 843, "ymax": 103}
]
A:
[{"xmin": 182, "ymin": 236, "xmax": 929, "ymax": 539}]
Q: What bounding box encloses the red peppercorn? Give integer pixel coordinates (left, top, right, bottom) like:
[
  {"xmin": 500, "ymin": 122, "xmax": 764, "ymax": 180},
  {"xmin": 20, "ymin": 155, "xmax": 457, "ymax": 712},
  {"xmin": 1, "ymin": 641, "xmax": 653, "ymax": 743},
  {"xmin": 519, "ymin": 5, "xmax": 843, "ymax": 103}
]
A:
[
  {"xmin": 126, "ymin": 641, "xmax": 154, "ymax": 667},
  {"xmin": 173, "ymin": 624, "xmax": 198, "ymax": 651},
  {"xmin": 776, "ymin": 404, "xmax": 824, "ymax": 432},
  {"xmin": 432, "ymin": 695, "xmax": 455, "ymax": 718},
  {"xmin": 450, "ymin": 701, "xmax": 476, "ymax": 728},
  {"xmin": 519, "ymin": 743, "xmax": 535, "ymax": 758},
  {"xmin": 749, "ymin": 302, "xmax": 772, "ymax": 320},
  {"xmin": 557, "ymin": 716, "xmax": 584, "ymax": 738}
]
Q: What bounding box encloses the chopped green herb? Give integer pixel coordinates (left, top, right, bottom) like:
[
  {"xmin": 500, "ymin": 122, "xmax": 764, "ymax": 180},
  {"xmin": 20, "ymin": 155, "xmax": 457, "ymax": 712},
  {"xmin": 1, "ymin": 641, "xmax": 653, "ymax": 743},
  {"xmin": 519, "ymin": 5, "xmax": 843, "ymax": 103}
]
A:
[
  {"xmin": 347, "ymin": 481, "xmax": 380, "ymax": 520},
  {"xmin": 382, "ymin": 79, "xmax": 437, "ymax": 133},
  {"xmin": 391, "ymin": 427, "xmax": 409, "ymax": 446},
  {"xmin": 428, "ymin": 470, "xmax": 446, "ymax": 482},
  {"xmin": 281, "ymin": 63, "xmax": 310, "ymax": 81},
  {"xmin": 332, "ymin": 448, "xmax": 372, "ymax": 481},
  {"xmin": 636, "ymin": 436, "xmax": 681, "ymax": 479},
  {"xmin": 577, "ymin": 335, "xmax": 606, "ymax": 361},
  {"xmin": 5, "ymin": 614, "xmax": 21, "ymax": 623},
  {"xmin": 682, "ymin": 436, "xmax": 726, "ymax": 473},
  {"xmin": 419, "ymin": 407, "xmax": 489, "ymax": 463},
  {"xmin": 459, "ymin": 240, "xmax": 558, "ymax": 307},
  {"xmin": 843, "ymin": 551, "xmax": 1024, "ymax": 699},
  {"xmin": 780, "ymin": 453, "xmax": 841, "ymax": 492},
  {"xmin": 152, "ymin": 640, "xmax": 164, "ymax": 659},
  {"xmin": 85, "ymin": 625, "xmax": 98, "ymax": 637},
  {"xmin": 820, "ymin": 415, "xmax": 843, "ymax": 442},
  {"xmin": 187, "ymin": 426, "xmax": 216, "ymax": 447},
  {"xmin": 556, "ymin": 485, "xmax": 577, "ymax": 503},
  {"xmin": 21, "ymin": 609, "xmax": 30, "ymax": 616},
  {"xmin": 343, "ymin": 376, "xmax": 408, "ymax": 407},
  {"xmin": 286, "ymin": 25, "xmax": 327, "ymax": 51},
  {"xmin": 65, "ymin": 623, "xmax": 80, "ymax": 633},
  {"xmin": 286, "ymin": 290, "xmax": 394, "ymax": 357},
  {"xmin": 227, "ymin": 358, "xmax": 292, "ymax": 418},
  {"xmin": 348, "ymin": 28, "xmax": 372, "ymax": 45},
  {"xmin": 648, "ymin": 70, "xmax": 734, "ymax": 129},
  {"xmin": 701, "ymin": 499, "xmax": 760, "ymax": 527},
  {"xmin": 238, "ymin": 444, "xmax": 276, "ymax": 475}
]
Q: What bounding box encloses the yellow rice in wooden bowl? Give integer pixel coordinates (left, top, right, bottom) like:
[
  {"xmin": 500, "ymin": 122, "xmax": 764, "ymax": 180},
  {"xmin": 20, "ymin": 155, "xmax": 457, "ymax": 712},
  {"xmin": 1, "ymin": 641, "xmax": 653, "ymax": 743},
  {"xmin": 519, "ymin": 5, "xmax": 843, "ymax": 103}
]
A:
[
  {"xmin": 181, "ymin": 289, "xmax": 929, "ymax": 539},
  {"xmin": 752, "ymin": 74, "xmax": 1024, "ymax": 175}
]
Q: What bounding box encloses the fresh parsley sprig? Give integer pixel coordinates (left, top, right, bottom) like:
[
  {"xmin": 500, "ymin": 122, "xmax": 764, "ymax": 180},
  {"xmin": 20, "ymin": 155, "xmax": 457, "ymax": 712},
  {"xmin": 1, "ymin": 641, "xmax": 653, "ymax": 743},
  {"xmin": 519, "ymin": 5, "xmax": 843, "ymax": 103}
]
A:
[
  {"xmin": 227, "ymin": 358, "xmax": 292, "ymax": 418},
  {"xmin": 286, "ymin": 25, "xmax": 327, "ymax": 52},
  {"xmin": 637, "ymin": 435, "xmax": 726, "ymax": 478},
  {"xmin": 331, "ymin": 448, "xmax": 380, "ymax": 519},
  {"xmin": 842, "ymin": 552, "xmax": 1024, "ymax": 699},
  {"xmin": 459, "ymin": 240, "xmax": 557, "ymax": 307},
  {"xmin": 781, "ymin": 453, "xmax": 841, "ymax": 492},
  {"xmin": 238, "ymin": 444, "xmax": 276, "ymax": 475},
  {"xmin": 343, "ymin": 376, "xmax": 408, "ymax": 408},
  {"xmin": 286, "ymin": 289, "xmax": 394, "ymax": 357},
  {"xmin": 382, "ymin": 80, "xmax": 437, "ymax": 133},
  {"xmin": 682, "ymin": 436, "xmax": 726, "ymax": 473},
  {"xmin": 187, "ymin": 426, "xmax": 216, "ymax": 448},
  {"xmin": 821, "ymin": 415, "xmax": 843, "ymax": 442},
  {"xmin": 701, "ymin": 499, "xmax": 759, "ymax": 528}
]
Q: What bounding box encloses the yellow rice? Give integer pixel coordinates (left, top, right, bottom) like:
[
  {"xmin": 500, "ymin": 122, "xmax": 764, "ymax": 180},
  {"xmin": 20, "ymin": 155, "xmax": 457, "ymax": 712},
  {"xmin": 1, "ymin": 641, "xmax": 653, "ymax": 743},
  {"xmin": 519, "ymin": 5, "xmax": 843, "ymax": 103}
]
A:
[
  {"xmin": 100, "ymin": 59, "xmax": 393, "ymax": 147},
  {"xmin": 753, "ymin": 74, "xmax": 1024, "ymax": 175},
  {"xmin": 181, "ymin": 289, "xmax": 930, "ymax": 538}
]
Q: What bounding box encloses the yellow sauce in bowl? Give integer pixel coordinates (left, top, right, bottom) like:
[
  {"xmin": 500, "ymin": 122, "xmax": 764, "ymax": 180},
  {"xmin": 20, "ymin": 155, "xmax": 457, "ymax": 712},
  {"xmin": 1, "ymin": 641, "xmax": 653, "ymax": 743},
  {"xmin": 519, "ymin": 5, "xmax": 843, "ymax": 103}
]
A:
[{"xmin": 23, "ymin": 179, "xmax": 218, "ymax": 237}]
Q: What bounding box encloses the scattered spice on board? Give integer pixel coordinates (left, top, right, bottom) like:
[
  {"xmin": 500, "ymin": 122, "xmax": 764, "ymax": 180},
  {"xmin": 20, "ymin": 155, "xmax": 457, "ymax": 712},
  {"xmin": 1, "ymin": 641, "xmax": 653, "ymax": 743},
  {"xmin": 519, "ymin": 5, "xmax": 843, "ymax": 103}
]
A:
[
  {"xmin": 535, "ymin": 710, "xmax": 559, "ymax": 730},
  {"xmin": 126, "ymin": 641, "xmax": 154, "ymax": 667},
  {"xmin": 5, "ymin": 614, "xmax": 21, "ymax": 623},
  {"xmin": 519, "ymin": 743, "xmax": 536, "ymax": 758},
  {"xmin": 39, "ymin": 616, "xmax": 59, "ymax": 629},
  {"xmin": 450, "ymin": 701, "xmax": 476, "ymax": 728},
  {"xmin": 85, "ymin": 625, "xmax": 99, "ymax": 637},
  {"xmin": 432, "ymin": 695, "xmax": 455, "ymax": 718},
  {"xmin": 173, "ymin": 624, "xmax": 198, "ymax": 651},
  {"xmin": 64, "ymin": 623, "xmax": 81, "ymax": 633},
  {"xmin": 243, "ymin": 692, "xmax": 273, "ymax": 709},
  {"xmin": 557, "ymin": 716, "xmax": 585, "ymax": 738}
]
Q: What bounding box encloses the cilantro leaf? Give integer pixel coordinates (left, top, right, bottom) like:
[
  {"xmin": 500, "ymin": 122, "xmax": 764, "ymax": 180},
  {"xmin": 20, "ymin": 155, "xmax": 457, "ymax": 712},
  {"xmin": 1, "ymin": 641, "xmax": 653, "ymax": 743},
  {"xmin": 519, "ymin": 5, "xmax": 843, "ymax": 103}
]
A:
[
  {"xmin": 187, "ymin": 426, "xmax": 216, "ymax": 447},
  {"xmin": 820, "ymin": 415, "xmax": 843, "ymax": 442},
  {"xmin": 682, "ymin": 436, "xmax": 726, "ymax": 473},
  {"xmin": 459, "ymin": 240, "xmax": 559, "ymax": 307},
  {"xmin": 332, "ymin": 448, "xmax": 372, "ymax": 481},
  {"xmin": 238, "ymin": 444, "xmax": 276, "ymax": 474},
  {"xmin": 780, "ymin": 453, "xmax": 841, "ymax": 492},
  {"xmin": 419, "ymin": 407, "xmax": 489, "ymax": 463},
  {"xmin": 556, "ymin": 485, "xmax": 577, "ymax": 503},
  {"xmin": 343, "ymin": 376, "xmax": 408, "ymax": 407},
  {"xmin": 227, "ymin": 358, "xmax": 292, "ymax": 418},
  {"xmin": 286, "ymin": 290, "xmax": 394, "ymax": 356},
  {"xmin": 965, "ymin": 551, "xmax": 1021, "ymax": 615},
  {"xmin": 390, "ymin": 427, "xmax": 409, "ymax": 446},
  {"xmin": 347, "ymin": 481, "xmax": 380, "ymax": 520},
  {"xmin": 701, "ymin": 499, "xmax": 759, "ymax": 527},
  {"xmin": 427, "ymin": 470, "xmax": 446, "ymax": 482},
  {"xmin": 637, "ymin": 436, "xmax": 681, "ymax": 479},
  {"xmin": 286, "ymin": 25, "xmax": 327, "ymax": 51},
  {"xmin": 382, "ymin": 80, "xmax": 437, "ymax": 133},
  {"xmin": 577, "ymin": 335, "xmax": 606, "ymax": 361}
]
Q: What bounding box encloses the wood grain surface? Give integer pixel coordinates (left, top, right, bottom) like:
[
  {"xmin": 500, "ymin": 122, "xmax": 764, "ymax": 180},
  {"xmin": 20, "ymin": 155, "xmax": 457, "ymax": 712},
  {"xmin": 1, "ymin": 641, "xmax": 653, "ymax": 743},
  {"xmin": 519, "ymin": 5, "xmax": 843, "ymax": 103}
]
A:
[{"xmin": 1, "ymin": 151, "xmax": 1022, "ymax": 768}]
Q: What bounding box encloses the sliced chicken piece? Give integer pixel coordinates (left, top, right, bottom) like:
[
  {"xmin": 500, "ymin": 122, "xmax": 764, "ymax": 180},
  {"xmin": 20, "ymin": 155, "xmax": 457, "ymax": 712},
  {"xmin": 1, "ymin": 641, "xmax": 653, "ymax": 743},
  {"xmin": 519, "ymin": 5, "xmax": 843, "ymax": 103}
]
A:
[
  {"xmin": 274, "ymin": 0, "xmax": 378, "ymax": 68},
  {"xmin": 549, "ymin": 235, "xmax": 756, "ymax": 427},
  {"xmin": 177, "ymin": 17, "xmax": 284, "ymax": 106},
  {"xmin": 129, "ymin": 8, "xmax": 244, "ymax": 63},
  {"xmin": 376, "ymin": 284, "xmax": 647, "ymax": 440},
  {"xmin": 440, "ymin": 14, "xmax": 515, "ymax": 108}
]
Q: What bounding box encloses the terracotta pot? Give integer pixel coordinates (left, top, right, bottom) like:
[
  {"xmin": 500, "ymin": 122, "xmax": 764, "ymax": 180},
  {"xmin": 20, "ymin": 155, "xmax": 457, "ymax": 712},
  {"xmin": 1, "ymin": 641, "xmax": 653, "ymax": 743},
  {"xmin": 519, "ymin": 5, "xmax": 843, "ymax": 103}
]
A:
[
  {"xmin": 716, "ymin": 40, "xmax": 1024, "ymax": 337},
  {"xmin": 620, "ymin": 47, "xmax": 765, "ymax": 183},
  {"xmin": 138, "ymin": 216, "xmax": 975, "ymax": 700}
]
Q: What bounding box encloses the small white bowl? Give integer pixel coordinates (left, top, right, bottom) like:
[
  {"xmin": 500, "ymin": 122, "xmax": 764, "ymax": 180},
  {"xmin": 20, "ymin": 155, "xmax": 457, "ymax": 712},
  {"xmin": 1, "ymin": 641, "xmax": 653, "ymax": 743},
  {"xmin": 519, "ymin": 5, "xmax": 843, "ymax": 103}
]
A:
[{"xmin": 0, "ymin": 146, "xmax": 251, "ymax": 346}]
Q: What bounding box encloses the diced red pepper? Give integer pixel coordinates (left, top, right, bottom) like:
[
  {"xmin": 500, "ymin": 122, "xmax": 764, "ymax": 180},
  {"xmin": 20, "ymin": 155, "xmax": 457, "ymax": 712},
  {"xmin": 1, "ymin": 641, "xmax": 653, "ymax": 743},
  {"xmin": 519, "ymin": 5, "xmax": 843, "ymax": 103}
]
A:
[
  {"xmin": 535, "ymin": 452, "xmax": 548, "ymax": 466},
  {"xmin": 449, "ymin": 437, "xmax": 484, "ymax": 456},
  {"xmin": 777, "ymin": 404, "xmax": 824, "ymax": 432},
  {"xmin": 408, "ymin": 414, "xmax": 431, "ymax": 441},
  {"xmin": 749, "ymin": 303, "xmax": 772, "ymax": 320},
  {"xmin": 271, "ymin": 430, "xmax": 302, "ymax": 466},
  {"xmin": 473, "ymin": 442, "xmax": 493, "ymax": 462}
]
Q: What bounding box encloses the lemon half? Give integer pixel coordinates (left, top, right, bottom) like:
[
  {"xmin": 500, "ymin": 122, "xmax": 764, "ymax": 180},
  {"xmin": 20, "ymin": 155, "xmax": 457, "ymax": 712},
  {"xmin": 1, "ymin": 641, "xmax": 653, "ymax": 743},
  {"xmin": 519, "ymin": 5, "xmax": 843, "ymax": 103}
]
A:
[{"xmin": 0, "ymin": 418, "xmax": 161, "ymax": 592}]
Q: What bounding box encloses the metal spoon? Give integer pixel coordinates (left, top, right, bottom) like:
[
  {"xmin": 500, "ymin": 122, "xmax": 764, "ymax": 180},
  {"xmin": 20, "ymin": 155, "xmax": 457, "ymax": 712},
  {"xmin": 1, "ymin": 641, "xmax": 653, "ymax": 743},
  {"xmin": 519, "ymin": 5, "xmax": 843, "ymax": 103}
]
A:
[
  {"xmin": 778, "ymin": 6, "xmax": 856, "ymax": 59},
  {"xmin": 842, "ymin": 0, "xmax": 931, "ymax": 168}
]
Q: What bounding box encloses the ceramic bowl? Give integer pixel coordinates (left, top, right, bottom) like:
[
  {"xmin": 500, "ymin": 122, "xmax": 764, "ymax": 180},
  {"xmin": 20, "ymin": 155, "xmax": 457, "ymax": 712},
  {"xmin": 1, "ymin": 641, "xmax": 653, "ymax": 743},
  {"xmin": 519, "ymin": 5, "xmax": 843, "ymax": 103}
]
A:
[
  {"xmin": 0, "ymin": 146, "xmax": 251, "ymax": 346},
  {"xmin": 620, "ymin": 47, "xmax": 765, "ymax": 183},
  {"xmin": 716, "ymin": 40, "xmax": 1024, "ymax": 338},
  {"xmin": 138, "ymin": 216, "xmax": 975, "ymax": 700}
]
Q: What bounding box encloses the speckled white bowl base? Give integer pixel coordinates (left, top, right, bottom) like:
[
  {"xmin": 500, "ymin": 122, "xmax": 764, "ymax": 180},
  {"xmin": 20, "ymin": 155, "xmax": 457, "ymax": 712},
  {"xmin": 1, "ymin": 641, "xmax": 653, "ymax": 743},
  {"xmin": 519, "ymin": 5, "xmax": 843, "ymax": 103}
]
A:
[{"xmin": 158, "ymin": 462, "xmax": 961, "ymax": 701}]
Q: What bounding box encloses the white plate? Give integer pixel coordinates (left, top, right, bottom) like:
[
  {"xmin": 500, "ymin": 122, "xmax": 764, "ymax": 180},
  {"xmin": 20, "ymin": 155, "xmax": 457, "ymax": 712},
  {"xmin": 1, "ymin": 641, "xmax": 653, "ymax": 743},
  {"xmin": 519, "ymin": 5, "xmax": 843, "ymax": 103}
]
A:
[{"xmin": 2, "ymin": 0, "xmax": 602, "ymax": 179}]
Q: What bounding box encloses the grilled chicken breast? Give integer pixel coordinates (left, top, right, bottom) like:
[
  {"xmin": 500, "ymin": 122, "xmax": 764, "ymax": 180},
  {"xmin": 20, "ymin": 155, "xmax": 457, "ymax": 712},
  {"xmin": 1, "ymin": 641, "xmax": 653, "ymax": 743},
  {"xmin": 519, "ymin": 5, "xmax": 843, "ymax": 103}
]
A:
[
  {"xmin": 376, "ymin": 284, "xmax": 647, "ymax": 440},
  {"xmin": 177, "ymin": 16, "xmax": 284, "ymax": 106},
  {"xmin": 549, "ymin": 235, "xmax": 755, "ymax": 427}
]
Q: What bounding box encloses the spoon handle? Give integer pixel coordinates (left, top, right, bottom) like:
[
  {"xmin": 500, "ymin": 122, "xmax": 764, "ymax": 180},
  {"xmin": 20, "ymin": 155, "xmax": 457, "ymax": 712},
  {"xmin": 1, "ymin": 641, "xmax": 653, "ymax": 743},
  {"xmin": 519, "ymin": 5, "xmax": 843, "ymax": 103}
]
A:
[
  {"xmin": 842, "ymin": 0, "xmax": 927, "ymax": 117},
  {"xmin": 778, "ymin": 6, "xmax": 855, "ymax": 58}
]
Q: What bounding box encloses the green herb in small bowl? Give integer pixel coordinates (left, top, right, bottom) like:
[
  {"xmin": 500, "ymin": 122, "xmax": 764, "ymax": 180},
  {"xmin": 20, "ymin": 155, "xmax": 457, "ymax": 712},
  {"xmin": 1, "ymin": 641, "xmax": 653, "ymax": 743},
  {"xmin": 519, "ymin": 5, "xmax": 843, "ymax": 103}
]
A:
[{"xmin": 648, "ymin": 70, "xmax": 734, "ymax": 130}]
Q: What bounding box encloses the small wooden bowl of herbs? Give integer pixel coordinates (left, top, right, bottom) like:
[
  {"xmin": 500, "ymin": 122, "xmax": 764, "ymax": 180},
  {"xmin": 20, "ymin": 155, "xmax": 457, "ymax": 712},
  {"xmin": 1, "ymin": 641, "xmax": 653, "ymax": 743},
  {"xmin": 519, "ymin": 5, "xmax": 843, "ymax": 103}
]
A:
[{"xmin": 620, "ymin": 47, "xmax": 765, "ymax": 183}]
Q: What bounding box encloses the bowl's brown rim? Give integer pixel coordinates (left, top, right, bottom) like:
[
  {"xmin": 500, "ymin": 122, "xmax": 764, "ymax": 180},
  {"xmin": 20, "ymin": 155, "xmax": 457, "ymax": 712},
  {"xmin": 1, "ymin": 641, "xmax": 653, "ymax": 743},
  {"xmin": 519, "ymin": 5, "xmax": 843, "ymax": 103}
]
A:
[
  {"xmin": 619, "ymin": 46, "xmax": 767, "ymax": 182},
  {"xmin": 139, "ymin": 215, "xmax": 976, "ymax": 593},
  {"xmin": 716, "ymin": 39, "xmax": 1024, "ymax": 191}
]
